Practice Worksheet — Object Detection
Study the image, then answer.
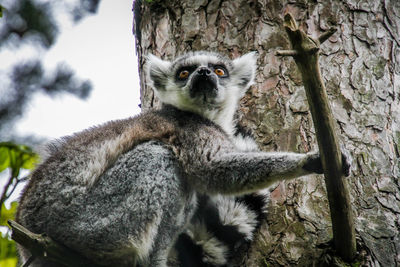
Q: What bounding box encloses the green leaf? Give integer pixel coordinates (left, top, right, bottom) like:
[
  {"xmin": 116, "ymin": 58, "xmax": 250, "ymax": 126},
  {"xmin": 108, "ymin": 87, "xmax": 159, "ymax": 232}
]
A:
[
  {"xmin": 0, "ymin": 202, "xmax": 18, "ymax": 226},
  {"xmin": 0, "ymin": 258, "xmax": 18, "ymax": 267},
  {"xmin": 0, "ymin": 235, "xmax": 17, "ymax": 266},
  {"xmin": 0, "ymin": 146, "xmax": 10, "ymax": 172},
  {"xmin": 0, "ymin": 142, "xmax": 38, "ymax": 173},
  {"xmin": 8, "ymin": 148, "xmax": 20, "ymax": 177},
  {"xmin": 21, "ymin": 151, "xmax": 39, "ymax": 170}
]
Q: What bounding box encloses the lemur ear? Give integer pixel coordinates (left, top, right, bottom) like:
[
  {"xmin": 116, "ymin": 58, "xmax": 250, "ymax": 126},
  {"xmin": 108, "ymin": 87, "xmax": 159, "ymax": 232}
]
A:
[
  {"xmin": 146, "ymin": 54, "xmax": 172, "ymax": 91},
  {"xmin": 231, "ymin": 52, "xmax": 258, "ymax": 92}
]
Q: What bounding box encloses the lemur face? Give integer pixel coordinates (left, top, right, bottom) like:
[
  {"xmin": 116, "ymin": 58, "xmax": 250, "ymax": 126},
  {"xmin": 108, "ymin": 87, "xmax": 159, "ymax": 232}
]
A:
[
  {"xmin": 172, "ymin": 52, "xmax": 232, "ymax": 104},
  {"xmin": 146, "ymin": 51, "xmax": 257, "ymax": 118}
]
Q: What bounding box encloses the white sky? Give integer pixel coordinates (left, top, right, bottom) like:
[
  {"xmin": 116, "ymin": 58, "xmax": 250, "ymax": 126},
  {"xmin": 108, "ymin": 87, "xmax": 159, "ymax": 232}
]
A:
[{"xmin": 15, "ymin": 0, "xmax": 141, "ymax": 139}]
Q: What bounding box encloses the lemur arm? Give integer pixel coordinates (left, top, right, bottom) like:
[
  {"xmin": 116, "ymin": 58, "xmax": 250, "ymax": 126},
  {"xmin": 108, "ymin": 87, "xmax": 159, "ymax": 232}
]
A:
[{"xmin": 189, "ymin": 151, "xmax": 322, "ymax": 195}]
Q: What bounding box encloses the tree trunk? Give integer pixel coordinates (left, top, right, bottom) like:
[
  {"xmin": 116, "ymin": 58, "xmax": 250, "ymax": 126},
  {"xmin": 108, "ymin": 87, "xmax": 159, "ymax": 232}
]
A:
[{"xmin": 133, "ymin": 0, "xmax": 400, "ymax": 265}]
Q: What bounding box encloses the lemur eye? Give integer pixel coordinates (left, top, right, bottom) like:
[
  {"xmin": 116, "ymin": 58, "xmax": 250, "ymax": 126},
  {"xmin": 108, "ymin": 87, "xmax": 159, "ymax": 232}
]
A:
[
  {"xmin": 179, "ymin": 70, "xmax": 190, "ymax": 79},
  {"xmin": 214, "ymin": 68, "xmax": 225, "ymax": 76},
  {"xmin": 212, "ymin": 65, "xmax": 228, "ymax": 77}
]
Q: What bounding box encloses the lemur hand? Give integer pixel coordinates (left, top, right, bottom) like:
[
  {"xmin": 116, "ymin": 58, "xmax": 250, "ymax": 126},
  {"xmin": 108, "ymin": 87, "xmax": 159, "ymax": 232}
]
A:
[{"xmin": 303, "ymin": 150, "xmax": 351, "ymax": 176}]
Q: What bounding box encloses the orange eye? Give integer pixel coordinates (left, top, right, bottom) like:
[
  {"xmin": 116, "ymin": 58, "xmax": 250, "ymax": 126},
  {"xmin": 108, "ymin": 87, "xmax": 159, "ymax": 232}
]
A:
[
  {"xmin": 214, "ymin": 68, "xmax": 225, "ymax": 76},
  {"xmin": 179, "ymin": 70, "xmax": 190, "ymax": 79}
]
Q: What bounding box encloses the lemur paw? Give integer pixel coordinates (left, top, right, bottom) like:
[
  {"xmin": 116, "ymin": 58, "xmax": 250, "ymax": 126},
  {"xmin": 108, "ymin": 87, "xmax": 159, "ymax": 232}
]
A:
[
  {"xmin": 303, "ymin": 150, "xmax": 351, "ymax": 176},
  {"xmin": 303, "ymin": 152, "xmax": 323, "ymax": 174}
]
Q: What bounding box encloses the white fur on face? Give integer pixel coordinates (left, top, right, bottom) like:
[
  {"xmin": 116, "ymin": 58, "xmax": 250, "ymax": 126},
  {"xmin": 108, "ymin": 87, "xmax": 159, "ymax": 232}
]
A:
[{"xmin": 146, "ymin": 51, "xmax": 258, "ymax": 137}]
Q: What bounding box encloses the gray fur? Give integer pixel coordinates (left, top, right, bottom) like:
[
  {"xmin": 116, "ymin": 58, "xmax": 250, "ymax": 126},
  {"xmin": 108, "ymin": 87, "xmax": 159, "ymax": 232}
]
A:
[{"xmin": 16, "ymin": 51, "xmax": 328, "ymax": 267}]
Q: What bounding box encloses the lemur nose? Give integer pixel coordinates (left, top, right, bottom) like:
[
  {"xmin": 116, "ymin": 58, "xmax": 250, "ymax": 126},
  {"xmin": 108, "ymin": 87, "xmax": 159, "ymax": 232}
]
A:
[{"xmin": 197, "ymin": 67, "xmax": 211, "ymax": 76}]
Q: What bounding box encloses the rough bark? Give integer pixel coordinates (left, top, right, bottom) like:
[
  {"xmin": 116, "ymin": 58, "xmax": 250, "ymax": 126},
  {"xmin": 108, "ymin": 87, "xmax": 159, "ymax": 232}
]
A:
[{"xmin": 133, "ymin": 0, "xmax": 400, "ymax": 266}]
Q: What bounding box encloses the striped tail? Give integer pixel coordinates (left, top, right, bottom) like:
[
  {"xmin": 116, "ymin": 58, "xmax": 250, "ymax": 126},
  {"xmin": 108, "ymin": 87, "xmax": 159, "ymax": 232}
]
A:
[{"xmin": 173, "ymin": 193, "xmax": 267, "ymax": 266}]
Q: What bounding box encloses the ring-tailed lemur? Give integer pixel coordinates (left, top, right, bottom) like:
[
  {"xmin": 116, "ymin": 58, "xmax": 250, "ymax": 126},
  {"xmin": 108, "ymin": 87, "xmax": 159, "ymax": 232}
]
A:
[{"xmin": 16, "ymin": 51, "xmax": 350, "ymax": 267}]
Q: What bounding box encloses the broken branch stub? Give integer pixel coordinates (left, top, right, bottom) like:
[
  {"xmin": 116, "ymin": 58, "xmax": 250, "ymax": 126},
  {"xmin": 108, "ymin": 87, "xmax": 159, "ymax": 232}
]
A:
[
  {"xmin": 276, "ymin": 13, "xmax": 356, "ymax": 262},
  {"xmin": 8, "ymin": 220, "xmax": 98, "ymax": 267}
]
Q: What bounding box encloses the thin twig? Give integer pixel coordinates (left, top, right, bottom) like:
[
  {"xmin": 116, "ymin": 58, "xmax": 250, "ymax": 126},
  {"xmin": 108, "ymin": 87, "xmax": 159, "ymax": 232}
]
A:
[
  {"xmin": 318, "ymin": 27, "xmax": 337, "ymax": 44},
  {"xmin": 0, "ymin": 173, "xmax": 15, "ymax": 212},
  {"xmin": 275, "ymin": 50, "xmax": 298, "ymax": 56},
  {"xmin": 5, "ymin": 175, "xmax": 25, "ymax": 199}
]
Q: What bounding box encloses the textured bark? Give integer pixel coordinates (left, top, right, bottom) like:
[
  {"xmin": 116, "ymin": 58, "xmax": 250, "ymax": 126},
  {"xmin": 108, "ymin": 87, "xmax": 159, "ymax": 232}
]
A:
[{"xmin": 133, "ymin": 0, "xmax": 400, "ymax": 266}]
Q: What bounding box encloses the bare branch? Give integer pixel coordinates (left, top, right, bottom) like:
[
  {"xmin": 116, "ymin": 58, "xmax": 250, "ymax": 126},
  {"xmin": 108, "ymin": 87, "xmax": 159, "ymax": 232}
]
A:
[
  {"xmin": 8, "ymin": 220, "xmax": 98, "ymax": 267},
  {"xmin": 278, "ymin": 12, "xmax": 356, "ymax": 262}
]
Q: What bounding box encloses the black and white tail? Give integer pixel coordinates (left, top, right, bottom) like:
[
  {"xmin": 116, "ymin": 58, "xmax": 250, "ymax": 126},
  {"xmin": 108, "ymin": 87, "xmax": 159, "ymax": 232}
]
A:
[{"xmin": 173, "ymin": 193, "xmax": 267, "ymax": 266}]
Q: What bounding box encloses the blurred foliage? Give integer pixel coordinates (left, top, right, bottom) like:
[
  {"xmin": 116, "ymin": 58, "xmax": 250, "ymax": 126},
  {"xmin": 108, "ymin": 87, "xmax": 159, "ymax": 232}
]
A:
[
  {"xmin": 0, "ymin": 209, "xmax": 18, "ymax": 267},
  {"xmin": 1, "ymin": 0, "xmax": 58, "ymax": 48},
  {"xmin": 0, "ymin": 202, "xmax": 18, "ymax": 226},
  {"xmin": 0, "ymin": 142, "xmax": 38, "ymax": 177},
  {"xmin": 0, "ymin": 0, "xmax": 102, "ymax": 143},
  {"xmin": 73, "ymin": 0, "xmax": 101, "ymax": 22},
  {"xmin": 0, "ymin": 1, "xmax": 99, "ymax": 265},
  {"xmin": 0, "ymin": 0, "xmax": 101, "ymax": 47},
  {"xmin": 0, "ymin": 1, "xmax": 100, "ymax": 264},
  {"xmin": 0, "ymin": 5, "xmax": 4, "ymax": 18},
  {"xmin": 0, "ymin": 142, "xmax": 39, "ymax": 267},
  {"xmin": 0, "ymin": 202, "xmax": 18, "ymax": 267}
]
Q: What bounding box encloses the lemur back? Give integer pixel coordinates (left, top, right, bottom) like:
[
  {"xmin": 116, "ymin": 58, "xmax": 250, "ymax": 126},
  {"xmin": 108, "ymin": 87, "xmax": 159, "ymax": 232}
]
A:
[{"xmin": 16, "ymin": 51, "xmax": 332, "ymax": 267}]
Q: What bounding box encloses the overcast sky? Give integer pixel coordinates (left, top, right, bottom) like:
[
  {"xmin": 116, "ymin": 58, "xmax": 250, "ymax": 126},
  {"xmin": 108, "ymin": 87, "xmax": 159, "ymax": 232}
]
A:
[{"xmin": 15, "ymin": 0, "xmax": 141, "ymax": 139}]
